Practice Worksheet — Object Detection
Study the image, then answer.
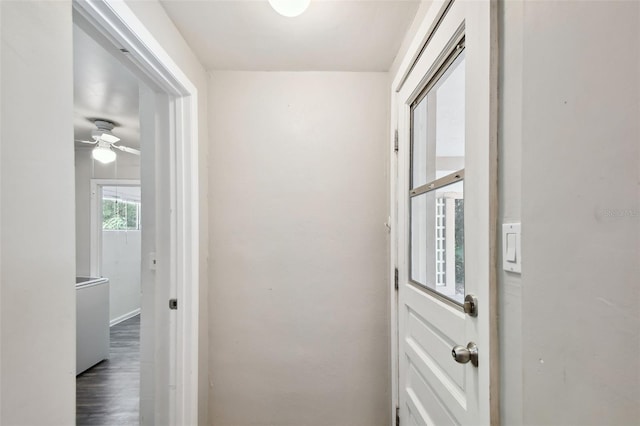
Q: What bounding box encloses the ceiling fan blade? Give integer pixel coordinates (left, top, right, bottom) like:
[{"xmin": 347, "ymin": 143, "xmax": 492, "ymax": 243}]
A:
[
  {"xmin": 99, "ymin": 133, "xmax": 120, "ymax": 144},
  {"xmin": 75, "ymin": 139, "xmax": 96, "ymax": 144},
  {"xmin": 113, "ymin": 145, "xmax": 140, "ymax": 156}
]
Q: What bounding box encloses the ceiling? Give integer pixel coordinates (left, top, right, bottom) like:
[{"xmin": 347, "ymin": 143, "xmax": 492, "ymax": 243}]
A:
[
  {"xmin": 72, "ymin": 1, "xmax": 421, "ymax": 151},
  {"xmin": 160, "ymin": 0, "xmax": 421, "ymax": 71},
  {"xmin": 73, "ymin": 24, "xmax": 141, "ymax": 150}
]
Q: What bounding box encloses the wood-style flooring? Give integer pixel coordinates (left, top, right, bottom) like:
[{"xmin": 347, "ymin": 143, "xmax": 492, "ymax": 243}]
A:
[{"xmin": 76, "ymin": 315, "xmax": 140, "ymax": 426}]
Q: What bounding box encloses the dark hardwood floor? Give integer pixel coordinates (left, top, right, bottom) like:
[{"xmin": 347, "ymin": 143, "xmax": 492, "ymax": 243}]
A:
[{"xmin": 77, "ymin": 315, "xmax": 140, "ymax": 426}]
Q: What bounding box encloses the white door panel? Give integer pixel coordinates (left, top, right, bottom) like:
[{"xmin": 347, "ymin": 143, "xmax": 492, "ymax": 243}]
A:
[
  {"xmin": 401, "ymin": 286, "xmax": 468, "ymax": 424},
  {"xmin": 395, "ymin": 1, "xmax": 497, "ymax": 425}
]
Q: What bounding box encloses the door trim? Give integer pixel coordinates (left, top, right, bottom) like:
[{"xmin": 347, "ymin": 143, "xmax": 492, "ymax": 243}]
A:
[
  {"xmin": 392, "ymin": 0, "xmax": 454, "ymax": 94},
  {"xmin": 73, "ymin": 1, "xmax": 200, "ymax": 425}
]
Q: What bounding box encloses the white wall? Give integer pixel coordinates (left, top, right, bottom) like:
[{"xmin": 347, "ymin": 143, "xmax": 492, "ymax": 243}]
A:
[
  {"xmin": 103, "ymin": 230, "xmax": 142, "ymax": 323},
  {"xmin": 517, "ymin": 2, "xmax": 639, "ymax": 424},
  {"xmin": 122, "ymin": 2, "xmax": 211, "ymax": 423},
  {"xmin": 0, "ymin": 1, "xmax": 76, "ymax": 424},
  {"xmin": 208, "ymin": 71, "xmax": 390, "ymax": 425},
  {"xmin": 500, "ymin": 1, "xmax": 640, "ymax": 424},
  {"xmin": 75, "ymin": 147, "xmax": 140, "ymax": 276}
]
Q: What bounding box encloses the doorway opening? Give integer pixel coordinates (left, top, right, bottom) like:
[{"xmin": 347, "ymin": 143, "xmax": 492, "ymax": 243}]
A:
[
  {"xmin": 72, "ymin": 0, "xmax": 201, "ymax": 424},
  {"xmin": 73, "ymin": 16, "xmax": 146, "ymax": 423}
]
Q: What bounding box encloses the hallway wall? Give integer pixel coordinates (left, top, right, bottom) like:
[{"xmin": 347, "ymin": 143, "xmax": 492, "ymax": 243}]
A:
[
  {"xmin": 209, "ymin": 71, "xmax": 390, "ymax": 425},
  {"xmin": 517, "ymin": 1, "xmax": 639, "ymax": 424},
  {"xmin": 500, "ymin": 0, "xmax": 639, "ymax": 424},
  {"xmin": 498, "ymin": 1, "xmax": 639, "ymax": 423},
  {"xmin": 102, "ymin": 230, "xmax": 141, "ymax": 323},
  {"xmin": 0, "ymin": 1, "xmax": 75, "ymax": 424}
]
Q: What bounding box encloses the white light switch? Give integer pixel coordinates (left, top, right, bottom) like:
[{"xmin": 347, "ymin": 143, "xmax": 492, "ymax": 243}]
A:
[
  {"xmin": 506, "ymin": 233, "xmax": 517, "ymax": 262},
  {"xmin": 502, "ymin": 223, "xmax": 521, "ymax": 273}
]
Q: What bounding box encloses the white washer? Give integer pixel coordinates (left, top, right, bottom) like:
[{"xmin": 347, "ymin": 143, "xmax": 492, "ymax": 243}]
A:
[{"xmin": 76, "ymin": 277, "xmax": 110, "ymax": 375}]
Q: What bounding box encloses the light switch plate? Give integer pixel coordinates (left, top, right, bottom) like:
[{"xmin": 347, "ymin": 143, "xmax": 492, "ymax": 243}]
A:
[{"xmin": 502, "ymin": 223, "xmax": 521, "ymax": 273}]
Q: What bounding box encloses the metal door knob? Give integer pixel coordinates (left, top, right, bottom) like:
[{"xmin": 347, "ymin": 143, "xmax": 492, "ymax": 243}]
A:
[
  {"xmin": 451, "ymin": 342, "xmax": 478, "ymax": 367},
  {"xmin": 463, "ymin": 294, "xmax": 478, "ymax": 317}
]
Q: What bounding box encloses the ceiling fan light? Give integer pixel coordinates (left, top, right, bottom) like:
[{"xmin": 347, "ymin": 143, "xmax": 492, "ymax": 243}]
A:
[
  {"xmin": 92, "ymin": 145, "xmax": 117, "ymax": 164},
  {"xmin": 268, "ymin": 0, "xmax": 310, "ymax": 17}
]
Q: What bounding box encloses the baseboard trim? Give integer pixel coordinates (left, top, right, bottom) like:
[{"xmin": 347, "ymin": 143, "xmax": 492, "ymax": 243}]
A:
[{"xmin": 110, "ymin": 308, "xmax": 141, "ymax": 327}]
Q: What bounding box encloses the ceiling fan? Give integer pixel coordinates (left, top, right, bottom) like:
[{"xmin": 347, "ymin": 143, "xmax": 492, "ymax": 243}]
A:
[{"xmin": 76, "ymin": 119, "xmax": 140, "ymax": 164}]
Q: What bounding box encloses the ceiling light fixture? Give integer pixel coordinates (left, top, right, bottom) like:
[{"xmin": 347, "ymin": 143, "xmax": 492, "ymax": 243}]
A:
[
  {"xmin": 268, "ymin": 0, "xmax": 310, "ymax": 17},
  {"xmin": 91, "ymin": 120, "xmax": 120, "ymax": 143},
  {"xmin": 92, "ymin": 141, "xmax": 117, "ymax": 164}
]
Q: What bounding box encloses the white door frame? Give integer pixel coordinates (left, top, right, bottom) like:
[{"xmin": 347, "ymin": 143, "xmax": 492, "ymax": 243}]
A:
[
  {"xmin": 73, "ymin": 1, "xmax": 200, "ymax": 424},
  {"xmin": 390, "ymin": 0, "xmax": 498, "ymax": 424},
  {"xmin": 90, "ymin": 178, "xmax": 141, "ymax": 278}
]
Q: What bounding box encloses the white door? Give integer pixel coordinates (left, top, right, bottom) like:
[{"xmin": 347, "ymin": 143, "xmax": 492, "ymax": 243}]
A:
[{"xmin": 395, "ymin": 1, "xmax": 497, "ymax": 425}]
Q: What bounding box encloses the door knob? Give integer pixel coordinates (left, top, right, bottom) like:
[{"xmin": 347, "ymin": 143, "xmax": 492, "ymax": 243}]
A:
[
  {"xmin": 463, "ymin": 294, "xmax": 478, "ymax": 317},
  {"xmin": 451, "ymin": 342, "xmax": 478, "ymax": 367}
]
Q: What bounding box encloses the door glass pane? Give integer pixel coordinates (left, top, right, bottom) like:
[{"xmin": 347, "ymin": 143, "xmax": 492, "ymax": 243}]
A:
[
  {"xmin": 409, "ymin": 48, "xmax": 466, "ymax": 305},
  {"xmin": 410, "ymin": 181, "xmax": 464, "ymax": 303},
  {"xmin": 411, "ymin": 191, "xmax": 432, "ymax": 287},
  {"xmin": 411, "ymin": 51, "xmax": 466, "ymax": 189}
]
